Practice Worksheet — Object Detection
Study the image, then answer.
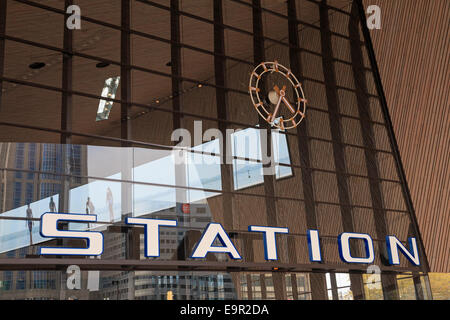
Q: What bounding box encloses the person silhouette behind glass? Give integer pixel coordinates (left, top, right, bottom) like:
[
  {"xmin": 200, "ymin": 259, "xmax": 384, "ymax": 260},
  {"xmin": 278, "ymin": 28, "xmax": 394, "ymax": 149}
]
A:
[
  {"xmin": 26, "ymin": 204, "xmax": 33, "ymax": 246},
  {"xmin": 49, "ymin": 196, "xmax": 56, "ymax": 212},
  {"xmin": 86, "ymin": 197, "xmax": 95, "ymax": 214},
  {"xmin": 106, "ymin": 187, "xmax": 114, "ymax": 222},
  {"xmin": 86, "ymin": 197, "xmax": 95, "ymax": 229}
]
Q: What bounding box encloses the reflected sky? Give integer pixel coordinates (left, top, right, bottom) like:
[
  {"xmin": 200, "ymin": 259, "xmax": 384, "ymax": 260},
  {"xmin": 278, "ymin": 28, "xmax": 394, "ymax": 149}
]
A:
[
  {"xmin": 0, "ymin": 128, "xmax": 292, "ymax": 254},
  {"xmin": 0, "ymin": 195, "xmax": 59, "ymax": 253}
]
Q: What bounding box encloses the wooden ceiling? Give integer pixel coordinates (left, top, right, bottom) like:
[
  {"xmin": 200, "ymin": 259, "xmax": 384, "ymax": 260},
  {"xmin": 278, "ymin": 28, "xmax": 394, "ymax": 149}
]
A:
[
  {"xmin": 364, "ymin": 0, "xmax": 449, "ymax": 273},
  {"xmin": 0, "ymin": 0, "xmax": 337, "ymax": 144}
]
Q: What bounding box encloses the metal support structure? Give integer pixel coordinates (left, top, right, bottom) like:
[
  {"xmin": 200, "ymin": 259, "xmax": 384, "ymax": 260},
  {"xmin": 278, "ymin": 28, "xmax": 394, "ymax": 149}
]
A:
[
  {"xmin": 214, "ymin": 0, "xmax": 234, "ymax": 231},
  {"xmin": 0, "ymin": 0, "xmax": 6, "ymax": 111},
  {"xmin": 58, "ymin": 0, "xmax": 73, "ymax": 217},
  {"xmin": 412, "ymin": 274, "xmax": 425, "ymax": 300},
  {"xmin": 212, "ymin": 4, "xmax": 242, "ymax": 299},
  {"xmin": 120, "ymin": 3, "xmax": 136, "ymax": 302},
  {"xmin": 56, "ymin": 7, "xmax": 73, "ymax": 301},
  {"xmin": 290, "ymin": 274, "xmax": 298, "ymax": 300},
  {"xmin": 121, "ymin": 0, "xmax": 132, "ymax": 145},
  {"xmin": 0, "ymin": 257, "xmax": 417, "ymax": 273},
  {"xmin": 318, "ymin": 0, "xmax": 365, "ymax": 300},
  {"xmin": 61, "ymin": 0, "xmax": 73, "ymax": 145},
  {"xmin": 350, "ymin": 0, "xmax": 400, "ymax": 300},
  {"xmin": 408, "ymin": 222, "xmax": 425, "ymax": 299},
  {"xmin": 287, "ymin": 0, "xmax": 328, "ymax": 301},
  {"xmin": 246, "ymin": 274, "xmax": 253, "ymax": 299},
  {"xmin": 121, "ymin": 0, "xmax": 133, "ymax": 220},
  {"xmin": 354, "ymin": 0, "xmax": 430, "ymax": 275},
  {"xmin": 349, "ymin": 273, "xmax": 365, "ymax": 300},
  {"xmin": 251, "ymin": 0, "xmax": 286, "ymax": 301},
  {"xmin": 329, "ymin": 272, "xmax": 339, "ymax": 300},
  {"xmin": 170, "ymin": 0, "xmax": 190, "ymax": 262},
  {"xmin": 171, "ymin": 0, "xmax": 182, "ymax": 131}
]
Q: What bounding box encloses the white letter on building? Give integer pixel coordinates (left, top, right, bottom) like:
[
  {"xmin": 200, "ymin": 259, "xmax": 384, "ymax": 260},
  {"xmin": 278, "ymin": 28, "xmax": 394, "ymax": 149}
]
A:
[
  {"xmin": 386, "ymin": 236, "xmax": 420, "ymax": 266},
  {"xmin": 248, "ymin": 226, "xmax": 289, "ymax": 260},
  {"xmin": 307, "ymin": 229, "xmax": 322, "ymax": 262},
  {"xmin": 338, "ymin": 232, "xmax": 375, "ymax": 264},
  {"xmin": 191, "ymin": 223, "xmax": 241, "ymax": 259},
  {"xmin": 125, "ymin": 218, "xmax": 177, "ymax": 257},
  {"xmin": 39, "ymin": 213, "xmax": 103, "ymax": 256}
]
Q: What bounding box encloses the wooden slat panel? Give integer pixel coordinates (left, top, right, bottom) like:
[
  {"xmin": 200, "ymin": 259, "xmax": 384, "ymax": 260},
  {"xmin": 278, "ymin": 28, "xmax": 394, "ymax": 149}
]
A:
[{"xmin": 363, "ymin": 0, "xmax": 450, "ymax": 273}]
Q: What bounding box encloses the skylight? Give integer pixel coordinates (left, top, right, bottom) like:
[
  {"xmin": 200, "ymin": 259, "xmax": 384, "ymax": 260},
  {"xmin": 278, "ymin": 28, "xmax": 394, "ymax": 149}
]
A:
[{"xmin": 96, "ymin": 76, "xmax": 120, "ymax": 121}]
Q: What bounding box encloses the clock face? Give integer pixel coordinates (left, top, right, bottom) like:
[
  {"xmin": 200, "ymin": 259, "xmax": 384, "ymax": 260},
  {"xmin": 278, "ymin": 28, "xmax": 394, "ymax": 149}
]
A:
[{"xmin": 249, "ymin": 60, "xmax": 307, "ymax": 130}]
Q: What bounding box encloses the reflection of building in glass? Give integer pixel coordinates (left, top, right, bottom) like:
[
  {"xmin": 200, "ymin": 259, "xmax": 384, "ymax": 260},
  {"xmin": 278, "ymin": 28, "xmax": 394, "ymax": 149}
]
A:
[
  {"xmin": 240, "ymin": 273, "xmax": 311, "ymax": 300},
  {"xmin": 0, "ymin": 143, "xmax": 87, "ymax": 299},
  {"xmin": 0, "ymin": 143, "xmax": 86, "ymax": 212},
  {"xmin": 97, "ymin": 202, "xmax": 237, "ymax": 300}
]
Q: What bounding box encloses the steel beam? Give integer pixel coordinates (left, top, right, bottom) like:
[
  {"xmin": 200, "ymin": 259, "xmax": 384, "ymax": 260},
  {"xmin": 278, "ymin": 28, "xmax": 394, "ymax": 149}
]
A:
[
  {"xmin": 0, "ymin": 0, "xmax": 6, "ymax": 111},
  {"xmin": 288, "ymin": 0, "xmax": 328, "ymax": 301}
]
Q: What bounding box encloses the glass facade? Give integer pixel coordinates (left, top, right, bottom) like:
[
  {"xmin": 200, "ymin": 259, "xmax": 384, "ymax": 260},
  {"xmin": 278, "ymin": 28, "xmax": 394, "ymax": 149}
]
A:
[{"xmin": 0, "ymin": 0, "xmax": 432, "ymax": 300}]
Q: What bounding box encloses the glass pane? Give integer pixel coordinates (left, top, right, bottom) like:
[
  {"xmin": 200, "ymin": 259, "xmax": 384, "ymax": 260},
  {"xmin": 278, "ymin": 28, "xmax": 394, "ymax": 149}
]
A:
[
  {"xmin": 335, "ymin": 273, "xmax": 351, "ymax": 287},
  {"xmin": 337, "ymin": 287, "xmax": 354, "ymax": 300},
  {"xmin": 397, "ymin": 275, "xmax": 417, "ymax": 300},
  {"xmin": 362, "ymin": 273, "xmax": 383, "ymax": 300}
]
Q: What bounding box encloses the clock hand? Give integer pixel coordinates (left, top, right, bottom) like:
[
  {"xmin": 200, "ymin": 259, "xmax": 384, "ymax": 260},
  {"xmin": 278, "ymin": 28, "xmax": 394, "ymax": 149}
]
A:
[
  {"xmin": 273, "ymin": 85, "xmax": 286, "ymax": 97},
  {"xmin": 273, "ymin": 85, "xmax": 280, "ymax": 96},
  {"xmin": 281, "ymin": 96, "xmax": 296, "ymax": 113},
  {"xmin": 270, "ymin": 85, "xmax": 289, "ymax": 123},
  {"xmin": 270, "ymin": 95, "xmax": 283, "ymax": 123}
]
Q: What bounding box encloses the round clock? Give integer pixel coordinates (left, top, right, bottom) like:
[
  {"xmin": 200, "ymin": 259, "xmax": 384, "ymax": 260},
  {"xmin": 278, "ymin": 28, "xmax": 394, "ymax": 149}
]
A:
[{"xmin": 249, "ymin": 60, "xmax": 307, "ymax": 130}]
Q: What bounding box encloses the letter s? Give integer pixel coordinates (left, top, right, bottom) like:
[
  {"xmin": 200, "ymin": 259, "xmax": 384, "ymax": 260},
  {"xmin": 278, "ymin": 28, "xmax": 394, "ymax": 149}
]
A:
[{"xmin": 39, "ymin": 213, "xmax": 103, "ymax": 256}]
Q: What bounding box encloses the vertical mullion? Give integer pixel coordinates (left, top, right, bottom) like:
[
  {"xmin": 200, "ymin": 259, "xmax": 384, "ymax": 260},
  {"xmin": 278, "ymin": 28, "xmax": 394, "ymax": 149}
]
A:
[
  {"xmin": 349, "ymin": 272, "xmax": 365, "ymax": 300},
  {"xmin": 60, "ymin": 2, "xmax": 73, "ymax": 255},
  {"xmin": 213, "ymin": 3, "xmax": 242, "ymax": 296},
  {"xmin": 0, "ymin": 0, "xmax": 6, "ymax": 111},
  {"xmin": 58, "ymin": 0, "xmax": 73, "ymax": 217},
  {"xmin": 61, "ymin": 0, "xmax": 73, "ymax": 145},
  {"xmin": 286, "ymin": 0, "xmax": 299, "ymax": 268},
  {"xmin": 318, "ymin": 0, "xmax": 365, "ymax": 300},
  {"xmin": 246, "ymin": 274, "xmax": 253, "ymax": 299},
  {"xmin": 413, "ymin": 273, "xmax": 425, "ymax": 300},
  {"xmin": 171, "ymin": 0, "xmax": 182, "ymax": 131},
  {"xmin": 290, "ymin": 274, "xmax": 298, "ymax": 300},
  {"xmin": 121, "ymin": 0, "xmax": 136, "ymax": 283},
  {"xmin": 408, "ymin": 222, "xmax": 425, "ymax": 299},
  {"xmin": 252, "ymin": 0, "xmax": 286, "ymax": 300},
  {"xmin": 349, "ymin": 1, "xmax": 400, "ymax": 300},
  {"xmin": 213, "ymin": 0, "xmax": 234, "ymax": 234},
  {"xmin": 353, "ymin": 0, "xmax": 430, "ymax": 276},
  {"xmin": 57, "ymin": 2, "xmax": 73, "ymax": 262},
  {"xmin": 170, "ymin": 0, "xmax": 189, "ymax": 261},
  {"xmin": 260, "ymin": 273, "xmax": 267, "ymax": 299},
  {"xmin": 287, "ymin": 0, "xmax": 327, "ymax": 300},
  {"xmin": 121, "ymin": 0, "xmax": 131, "ymax": 145},
  {"xmin": 329, "ymin": 272, "xmax": 339, "ymax": 300}
]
